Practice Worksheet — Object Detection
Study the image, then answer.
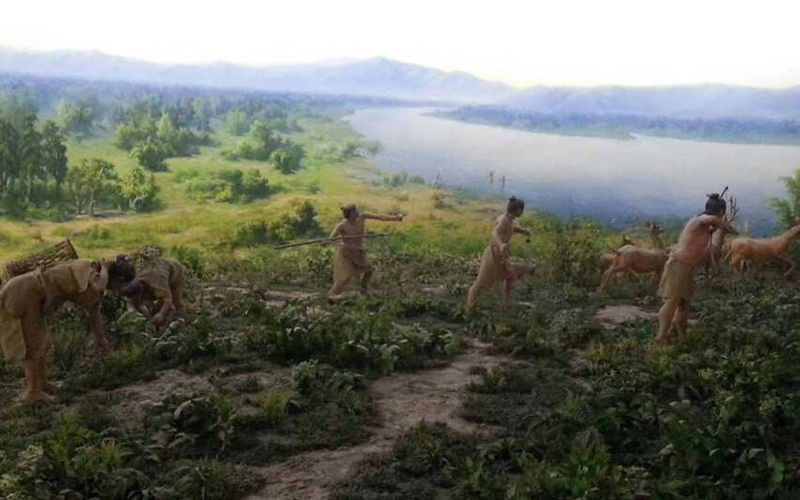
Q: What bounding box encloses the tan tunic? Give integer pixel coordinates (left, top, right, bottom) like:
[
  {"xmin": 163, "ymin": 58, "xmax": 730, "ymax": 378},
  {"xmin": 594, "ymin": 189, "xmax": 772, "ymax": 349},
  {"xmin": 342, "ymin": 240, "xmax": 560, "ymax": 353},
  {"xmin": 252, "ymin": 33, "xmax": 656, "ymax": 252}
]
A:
[
  {"xmin": 0, "ymin": 260, "xmax": 103, "ymax": 362},
  {"xmin": 658, "ymin": 257, "xmax": 695, "ymax": 300},
  {"xmin": 475, "ymin": 243, "xmax": 512, "ymax": 287},
  {"xmin": 334, "ymin": 247, "xmax": 372, "ymax": 283}
]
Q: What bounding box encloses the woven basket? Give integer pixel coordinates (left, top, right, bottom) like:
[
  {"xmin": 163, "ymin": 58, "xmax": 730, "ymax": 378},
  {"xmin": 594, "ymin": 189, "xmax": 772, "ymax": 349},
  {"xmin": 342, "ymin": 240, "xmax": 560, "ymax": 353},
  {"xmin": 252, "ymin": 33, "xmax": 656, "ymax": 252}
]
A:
[{"xmin": 5, "ymin": 239, "xmax": 79, "ymax": 278}]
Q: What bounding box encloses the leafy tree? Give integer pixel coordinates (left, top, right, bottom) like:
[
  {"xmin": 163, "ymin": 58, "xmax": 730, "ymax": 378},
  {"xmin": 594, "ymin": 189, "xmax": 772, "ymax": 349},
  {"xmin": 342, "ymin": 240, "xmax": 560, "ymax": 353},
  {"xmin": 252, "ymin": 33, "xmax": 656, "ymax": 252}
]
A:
[
  {"xmin": 120, "ymin": 166, "xmax": 159, "ymax": 212},
  {"xmin": 66, "ymin": 159, "xmax": 119, "ymax": 216},
  {"xmin": 56, "ymin": 99, "xmax": 96, "ymax": 138},
  {"xmin": 248, "ymin": 120, "xmax": 284, "ymax": 160},
  {"xmin": 294, "ymin": 200, "xmax": 322, "ymax": 236},
  {"xmin": 241, "ymin": 169, "xmax": 269, "ymax": 199},
  {"xmin": 40, "ymin": 121, "xmax": 69, "ymax": 196},
  {"xmin": 130, "ymin": 140, "xmax": 169, "ymax": 172},
  {"xmin": 224, "ymin": 111, "xmax": 250, "ymax": 136},
  {"xmin": 271, "ymin": 142, "xmax": 305, "ymax": 175},
  {"xmin": 18, "ymin": 116, "xmax": 43, "ymax": 203},
  {"xmin": 0, "ymin": 118, "xmax": 20, "ymax": 197},
  {"xmin": 768, "ymin": 170, "xmax": 800, "ymax": 230}
]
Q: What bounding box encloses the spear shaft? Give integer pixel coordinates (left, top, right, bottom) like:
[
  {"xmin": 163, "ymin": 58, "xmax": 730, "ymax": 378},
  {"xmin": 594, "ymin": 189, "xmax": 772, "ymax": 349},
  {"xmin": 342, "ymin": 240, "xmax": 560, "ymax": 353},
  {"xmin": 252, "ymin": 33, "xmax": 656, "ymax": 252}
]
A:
[{"xmin": 273, "ymin": 233, "xmax": 391, "ymax": 250}]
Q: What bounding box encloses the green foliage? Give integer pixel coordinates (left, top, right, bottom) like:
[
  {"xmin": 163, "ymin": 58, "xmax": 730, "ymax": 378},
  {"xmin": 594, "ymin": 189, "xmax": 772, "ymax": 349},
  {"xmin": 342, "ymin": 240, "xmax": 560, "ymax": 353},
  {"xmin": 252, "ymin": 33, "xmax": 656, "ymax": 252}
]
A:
[
  {"xmin": 223, "ymin": 120, "xmax": 284, "ymax": 161},
  {"xmin": 130, "ymin": 138, "xmax": 170, "ymax": 171},
  {"xmin": 178, "ymin": 168, "xmax": 270, "ymax": 203},
  {"xmin": 271, "ymin": 142, "xmax": 306, "ymax": 175},
  {"xmin": 56, "ymin": 98, "xmax": 97, "ymax": 139},
  {"xmin": 259, "ymin": 392, "xmax": 291, "ymax": 427},
  {"xmin": 120, "ymin": 165, "xmax": 159, "ymax": 212},
  {"xmin": 767, "ymin": 169, "xmax": 800, "ymax": 230},
  {"xmin": 232, "ymin": 200, "xmax": 323, "ymax": 246},
  {"xmin": 66, "ymin": 157, "xmax": 120, "ymax": 215},
  {"xmin": 224, "ymin": 110, "xmax": 251, "ymax": 136}
]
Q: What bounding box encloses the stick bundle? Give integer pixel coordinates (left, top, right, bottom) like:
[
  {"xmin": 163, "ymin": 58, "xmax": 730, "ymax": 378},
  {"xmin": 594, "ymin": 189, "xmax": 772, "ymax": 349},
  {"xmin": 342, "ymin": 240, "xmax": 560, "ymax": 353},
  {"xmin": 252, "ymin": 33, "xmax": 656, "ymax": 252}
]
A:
[{"xmin": 5, "ymin": 239, "xmax": 79, "ymax": 278}]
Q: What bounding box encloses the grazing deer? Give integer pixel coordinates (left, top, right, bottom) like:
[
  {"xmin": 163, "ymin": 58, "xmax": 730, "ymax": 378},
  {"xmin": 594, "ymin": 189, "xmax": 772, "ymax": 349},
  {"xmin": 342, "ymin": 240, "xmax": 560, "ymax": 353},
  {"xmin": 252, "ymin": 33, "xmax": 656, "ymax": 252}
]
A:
[
  {"xmin": 729, "ymin": 220, "xmax": 800, "ymax": 278},
  {"xmin": 599, "ymin": 221, "xmax": 668, "ymax": 290},
  {"xmin": 703, "ymin": 197, "xmax": 739, "ymax": 277}
]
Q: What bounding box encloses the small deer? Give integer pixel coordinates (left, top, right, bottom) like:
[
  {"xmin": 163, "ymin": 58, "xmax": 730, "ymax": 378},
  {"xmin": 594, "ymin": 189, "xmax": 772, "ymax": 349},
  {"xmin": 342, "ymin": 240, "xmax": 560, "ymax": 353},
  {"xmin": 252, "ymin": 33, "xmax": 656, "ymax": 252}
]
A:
[
  {"xmin": 599, "ymin": 221, "xmax": 668, "ymax": 290},
  {"xmin": 598, "ymin": 234, "xmax": 635, "ymax": 272},
  {"xmin": 703, "ymin": 197, "xmax": 739, "ymax": 277},
  {"xmin": 730, "ymin": 219, "xmax": 800, "ymax": 278}
]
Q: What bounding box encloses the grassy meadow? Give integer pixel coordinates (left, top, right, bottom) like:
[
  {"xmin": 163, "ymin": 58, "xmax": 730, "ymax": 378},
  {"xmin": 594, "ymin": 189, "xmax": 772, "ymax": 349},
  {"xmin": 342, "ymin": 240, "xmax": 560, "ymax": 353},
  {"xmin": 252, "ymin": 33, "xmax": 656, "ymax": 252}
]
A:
[{"xmin": 2, "ymin": 87, "xmax": 800, "ymax": 499}]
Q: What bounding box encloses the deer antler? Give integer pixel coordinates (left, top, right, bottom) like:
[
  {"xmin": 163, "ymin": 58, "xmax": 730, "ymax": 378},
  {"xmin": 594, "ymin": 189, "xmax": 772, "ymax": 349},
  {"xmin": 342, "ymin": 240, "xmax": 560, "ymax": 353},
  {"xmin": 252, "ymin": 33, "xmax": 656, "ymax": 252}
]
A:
[{"xmin": 726, "ymin": 196, "xmax": 740, "ymax": 223}]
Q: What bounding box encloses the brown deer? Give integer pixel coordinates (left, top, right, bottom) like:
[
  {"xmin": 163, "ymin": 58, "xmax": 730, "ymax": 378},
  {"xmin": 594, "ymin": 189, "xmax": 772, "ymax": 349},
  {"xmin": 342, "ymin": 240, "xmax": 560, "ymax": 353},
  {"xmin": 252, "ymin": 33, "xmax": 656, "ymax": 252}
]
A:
[
  {"xmin": 599, "ymin": 221, "xmax": 668, "ymax": 290},
  {"xmin": 703, "ymin": 197, "xmax": 739, "ymax": 277},
  {"xmin": 730, "ymin": 220, "xmax": 800, "ymax": 277},
  {"xmin": 598, "ymin": 234, "xmax": 635, "ymax": 271}
]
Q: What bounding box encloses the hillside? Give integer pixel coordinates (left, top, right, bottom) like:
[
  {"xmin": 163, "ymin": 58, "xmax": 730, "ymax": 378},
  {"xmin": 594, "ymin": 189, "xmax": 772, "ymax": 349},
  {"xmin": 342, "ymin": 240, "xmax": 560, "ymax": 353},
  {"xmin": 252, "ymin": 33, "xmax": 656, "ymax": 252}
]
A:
[{"xmin": 0, "ymin": 48, "xmax": 514, "ymax": 103}]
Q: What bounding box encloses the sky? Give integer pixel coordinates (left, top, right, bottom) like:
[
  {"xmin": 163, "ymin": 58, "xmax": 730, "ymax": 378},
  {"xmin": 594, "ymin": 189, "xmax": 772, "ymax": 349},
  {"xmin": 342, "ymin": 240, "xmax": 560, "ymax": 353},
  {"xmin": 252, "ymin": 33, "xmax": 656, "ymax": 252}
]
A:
[{"xmin": 1, "ymin": 0, "xmax": 799, "ymax": 88}]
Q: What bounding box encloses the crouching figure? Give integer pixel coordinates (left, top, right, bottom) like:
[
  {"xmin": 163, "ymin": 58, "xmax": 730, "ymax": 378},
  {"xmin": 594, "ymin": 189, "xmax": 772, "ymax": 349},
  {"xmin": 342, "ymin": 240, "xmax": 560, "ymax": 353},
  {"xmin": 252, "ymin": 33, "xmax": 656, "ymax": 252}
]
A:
[
  {"xmin": 0, "ymin": 258, "xmax": 135, "ymax": 402},
  {"xmin": 120, "ymin": 248, "xmax": 185, "ymax": 326}
]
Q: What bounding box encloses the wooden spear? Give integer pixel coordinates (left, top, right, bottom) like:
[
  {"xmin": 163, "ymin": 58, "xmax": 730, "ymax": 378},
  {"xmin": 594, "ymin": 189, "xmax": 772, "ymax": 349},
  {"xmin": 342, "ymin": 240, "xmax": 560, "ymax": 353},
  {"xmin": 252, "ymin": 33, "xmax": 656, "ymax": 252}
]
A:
[{"xmin": 273, "ymin": 233, "xmax": 392, "ymax": 250}]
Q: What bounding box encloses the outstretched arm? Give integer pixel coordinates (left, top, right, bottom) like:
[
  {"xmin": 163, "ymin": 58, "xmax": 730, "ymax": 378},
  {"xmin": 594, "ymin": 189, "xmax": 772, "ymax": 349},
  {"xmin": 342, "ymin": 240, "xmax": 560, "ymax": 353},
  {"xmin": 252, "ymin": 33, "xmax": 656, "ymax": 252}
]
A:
[
  {"xmin": 513, "ymin": 225, "xmax": 531, "ymax": 237},
  {"xmin": 700, "ymin": 215, "xmax": 737, "ymax": 235},
  {"xmin": 329, "ymin": 221, "xmax": 345, "ymax": 239},
  {"xmin": 362, "ymin": 213, "xmax": 404, "ymax": 222}
]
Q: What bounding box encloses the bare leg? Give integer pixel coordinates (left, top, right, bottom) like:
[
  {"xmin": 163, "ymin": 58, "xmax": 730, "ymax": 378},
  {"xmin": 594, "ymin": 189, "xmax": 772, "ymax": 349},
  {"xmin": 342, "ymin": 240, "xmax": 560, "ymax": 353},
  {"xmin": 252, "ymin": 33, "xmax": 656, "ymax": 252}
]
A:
[
  {"xmin": 502, "ymin": 279, "xmax": 514, "ymax": 309},
  {"xmin": 656, "ymin": 298, "xmax": 679, "ymax": 346},
  {"xmin": 329, "ymin": 276, "xmax": 351, "ymax": 296},
  {"xmin": 360, "ymin": 269, "xmax": 374, "ymax": 295},
  {"xmin": 87, "ymin": 305, "xmax": 109, "ymax": 356},
  {"xmin": 674, "ymin": 300, "xmax": 690, "ymax": 341},
  {"xmin": 467, "ymin": 279, "xmax": 484, "ymax": 308},
  {"xmin": 171, "ymin": 284, "xmax": 184, "ymax": 313}
]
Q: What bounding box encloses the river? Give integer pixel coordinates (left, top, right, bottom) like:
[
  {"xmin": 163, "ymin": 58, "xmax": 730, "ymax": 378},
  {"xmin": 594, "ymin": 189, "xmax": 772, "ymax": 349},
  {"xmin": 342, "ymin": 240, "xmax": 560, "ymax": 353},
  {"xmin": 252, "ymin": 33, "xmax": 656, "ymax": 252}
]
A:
[{"xmin": 345, "ymin": 107, "xmax": 800, "ymax": 233}]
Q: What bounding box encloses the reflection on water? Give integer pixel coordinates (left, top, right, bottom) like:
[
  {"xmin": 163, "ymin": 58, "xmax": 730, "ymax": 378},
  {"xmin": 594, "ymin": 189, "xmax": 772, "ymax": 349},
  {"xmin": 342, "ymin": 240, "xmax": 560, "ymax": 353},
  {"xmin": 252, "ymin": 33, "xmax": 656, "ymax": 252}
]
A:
[{"xmin": 346, "ymin": 108, "xmax": 800, "ymax": 234}]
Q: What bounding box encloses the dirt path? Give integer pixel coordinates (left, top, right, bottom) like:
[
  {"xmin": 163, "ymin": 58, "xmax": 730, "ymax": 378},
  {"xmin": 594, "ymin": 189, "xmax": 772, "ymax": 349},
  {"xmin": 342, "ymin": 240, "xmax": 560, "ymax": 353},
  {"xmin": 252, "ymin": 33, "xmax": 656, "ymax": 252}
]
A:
[{"xmin": 244, "ymin": 339, "xmax": 506, "ymax": 500}]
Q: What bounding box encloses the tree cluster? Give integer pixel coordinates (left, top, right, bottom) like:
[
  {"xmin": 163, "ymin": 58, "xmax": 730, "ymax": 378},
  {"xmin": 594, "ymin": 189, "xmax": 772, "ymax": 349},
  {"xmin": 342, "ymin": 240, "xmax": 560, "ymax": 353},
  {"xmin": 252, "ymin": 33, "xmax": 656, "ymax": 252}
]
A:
[
  {"xmin": 114, "ymin": 97, "xmax": 212, "ymax": 171},
  {"xmin": 224, "ymin": 120, "xmax": 306, "ymax": 174}
]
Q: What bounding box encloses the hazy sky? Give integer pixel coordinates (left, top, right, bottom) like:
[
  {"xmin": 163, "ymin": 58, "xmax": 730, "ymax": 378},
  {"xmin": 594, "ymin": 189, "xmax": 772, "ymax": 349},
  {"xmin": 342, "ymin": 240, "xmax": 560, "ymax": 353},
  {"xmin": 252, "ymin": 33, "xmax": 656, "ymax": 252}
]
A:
[{"xmin": 2, "ymin": 0, "xmax": 799, "ymax": 87}]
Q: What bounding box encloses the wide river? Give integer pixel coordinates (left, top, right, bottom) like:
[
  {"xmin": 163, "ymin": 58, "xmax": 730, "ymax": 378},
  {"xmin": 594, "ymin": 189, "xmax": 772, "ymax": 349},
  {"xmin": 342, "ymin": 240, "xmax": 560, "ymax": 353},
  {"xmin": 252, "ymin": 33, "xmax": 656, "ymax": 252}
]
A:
[{"xmin": 346, "ymin": 107, "xmax": 800, "ymax": 233}]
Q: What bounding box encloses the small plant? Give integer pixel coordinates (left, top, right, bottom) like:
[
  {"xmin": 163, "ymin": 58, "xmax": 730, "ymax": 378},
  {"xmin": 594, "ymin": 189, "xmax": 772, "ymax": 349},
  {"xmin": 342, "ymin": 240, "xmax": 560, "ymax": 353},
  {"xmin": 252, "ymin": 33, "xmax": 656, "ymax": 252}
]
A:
[{"xmin": 260, "ymin": 392, "xmax": 291, "ymax": 427}]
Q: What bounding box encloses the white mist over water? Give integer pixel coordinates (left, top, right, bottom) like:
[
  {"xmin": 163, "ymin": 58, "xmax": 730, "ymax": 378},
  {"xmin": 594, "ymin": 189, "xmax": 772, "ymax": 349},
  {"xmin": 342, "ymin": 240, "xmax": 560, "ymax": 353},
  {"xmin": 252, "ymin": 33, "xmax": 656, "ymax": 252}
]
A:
[{"xmin": 346, "ymin": 108, "xmax": 800, "ymax": 234}]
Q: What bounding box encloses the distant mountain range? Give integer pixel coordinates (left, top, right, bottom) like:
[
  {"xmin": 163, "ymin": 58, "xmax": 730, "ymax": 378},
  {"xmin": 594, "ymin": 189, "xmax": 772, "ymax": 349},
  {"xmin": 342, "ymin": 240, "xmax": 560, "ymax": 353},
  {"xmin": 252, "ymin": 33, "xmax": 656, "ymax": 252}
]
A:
[
  {"xmin": 3, "ymin": 47, "xmax": 800, "ymax": 119},
  {"xmin": 0, "ymin": 47, "xmax": 514, "ymax": 103}
]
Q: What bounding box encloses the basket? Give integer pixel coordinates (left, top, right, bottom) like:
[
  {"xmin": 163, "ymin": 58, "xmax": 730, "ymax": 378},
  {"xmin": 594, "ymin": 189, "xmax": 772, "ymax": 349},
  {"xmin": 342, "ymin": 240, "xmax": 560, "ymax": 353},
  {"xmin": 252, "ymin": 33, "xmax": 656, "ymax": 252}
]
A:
[{"xmin": 5, "ymin": 239, "xmax": 79, "ymax": 278}]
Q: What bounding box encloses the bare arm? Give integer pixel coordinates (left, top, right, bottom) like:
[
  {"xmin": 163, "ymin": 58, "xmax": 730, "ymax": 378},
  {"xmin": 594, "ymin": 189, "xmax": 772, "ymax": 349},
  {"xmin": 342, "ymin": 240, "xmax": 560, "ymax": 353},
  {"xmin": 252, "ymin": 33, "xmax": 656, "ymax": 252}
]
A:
[
  {"xmin": 700, "ymin": 215, "xmax": 737, "ymax": 235},
  {"xmin": 362, "ymin": 213, "xmax": 404, "ymax": 222},
  {"xmin": 513, "ymin": 225, "xmax": 532, "ymax": 237},
  {"xmin": 329, "ymin": 221, "xmax": 345, "ymax": 239}
]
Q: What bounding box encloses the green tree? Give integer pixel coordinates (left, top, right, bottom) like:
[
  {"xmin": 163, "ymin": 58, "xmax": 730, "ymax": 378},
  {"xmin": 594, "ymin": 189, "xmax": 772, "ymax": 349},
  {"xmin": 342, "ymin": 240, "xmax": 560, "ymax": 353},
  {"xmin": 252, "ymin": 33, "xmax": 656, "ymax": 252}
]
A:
[
  {"xmin": 224, "ymin": 111, "xmax": 250, "ymax": 136},
  {"xmin": 120, "ymin": 166, "xmax": 159, "ymax": 212},
  {"xmin": 66, "ymin": 159, "xmax": 119, "ymax": 216},
  {"xmin": 247, "ymin": 120, "xmax": 284, "ymax": 160},
  {"xmin": 18, "ymin": 116, "xmax": 42, "ymax": 203},
  {"xmin": 271, "ymin": 142, "xmax": 306, "ymax": 175},
  {"xmin": 768, "ymin": 170, "xmax": 800, "ymax": 230},
  {"xmin": 40, "ymin": 121, "xmax": 68, "ymax": 196},
  {"xmin": 56, "ymin": 99, "xmax": 96, "ymax": 138},
  {"xmin": 130, "ymin": 140, "xmax": 169, "ymax": 172},
  {"xmin": 0, "ymin": 118, "xmax": 20, "ymax": 197}
]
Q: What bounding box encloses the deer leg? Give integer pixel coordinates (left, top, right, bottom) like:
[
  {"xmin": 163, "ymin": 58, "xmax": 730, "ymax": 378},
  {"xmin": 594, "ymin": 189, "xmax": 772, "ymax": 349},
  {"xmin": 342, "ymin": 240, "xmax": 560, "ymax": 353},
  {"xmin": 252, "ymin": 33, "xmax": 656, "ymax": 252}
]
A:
[
  {"xmin": 778, "ymin": 253, "xmax": 796, "ymax": 278},
  {"xmin": 599, "ymin": 265, "xmax": 617, "ymax": 291}
]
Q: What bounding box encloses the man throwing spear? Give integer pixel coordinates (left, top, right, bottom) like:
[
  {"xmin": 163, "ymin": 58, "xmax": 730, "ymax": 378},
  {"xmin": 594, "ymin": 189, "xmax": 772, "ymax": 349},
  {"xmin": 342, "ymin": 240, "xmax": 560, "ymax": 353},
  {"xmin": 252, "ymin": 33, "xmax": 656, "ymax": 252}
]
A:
[
  {"xmin": 468, "ymin": 196, "xmax": 532, "ymax": 309},
  {"xmin": 327, "ymin": 204, "xmax": 403, "ymax": 296},
  {"xmin": 656, "ymin": 192, "xmax": 735, "ymax": 346}
]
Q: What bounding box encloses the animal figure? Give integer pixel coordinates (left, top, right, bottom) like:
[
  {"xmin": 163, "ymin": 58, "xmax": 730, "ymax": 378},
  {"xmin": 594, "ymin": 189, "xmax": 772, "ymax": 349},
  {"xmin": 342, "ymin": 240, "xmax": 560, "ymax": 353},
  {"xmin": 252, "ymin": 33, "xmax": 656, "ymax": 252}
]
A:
[
  {"xmin": 120, "ymin": 249, "xmax": 185, "ymax": 326},
  {"xmin": 702, "ymin": 197, "xmax": 739, "ymax": 277},
  {"xmin": 599, "ymin": 221, "xmax": 667, "ymax": 290},
  {"xmin": 598, "ymin": 235, "xmax": 635, "ymax": 271},
  {"xmin": 729, "ymin": 222, "xmax": 800, "ymax": 277}
]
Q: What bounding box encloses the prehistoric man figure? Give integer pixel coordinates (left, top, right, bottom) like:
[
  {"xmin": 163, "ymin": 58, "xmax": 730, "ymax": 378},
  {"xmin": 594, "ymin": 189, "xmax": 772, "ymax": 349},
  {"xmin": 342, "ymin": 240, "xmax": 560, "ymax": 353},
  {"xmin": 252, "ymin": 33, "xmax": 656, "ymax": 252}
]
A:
[
  {"xmin": 655, "ymin": 193, "xmax": 736, "ymax": 346},
  {"xmin": 327, "ymin": 204, "xmax": 403, "ymax": 296},
  {"xmin": 467, "ymin": 196, "xmax": 532, "ymax": 309},
  {"xmin": 119, "ymin": 247, "xmax": 185, "ymax": 326},
  {"xmin": 0, "ymin": 258, "xmax": 135, "ymax": 402}
]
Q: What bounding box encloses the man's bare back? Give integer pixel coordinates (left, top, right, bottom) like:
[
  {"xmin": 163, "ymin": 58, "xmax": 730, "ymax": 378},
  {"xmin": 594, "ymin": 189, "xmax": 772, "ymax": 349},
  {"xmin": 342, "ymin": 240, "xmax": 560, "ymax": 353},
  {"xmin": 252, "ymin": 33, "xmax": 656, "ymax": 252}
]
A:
[{"xmin": 672, "ymin": 215, "xmax": 726, "ymax": 267}]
